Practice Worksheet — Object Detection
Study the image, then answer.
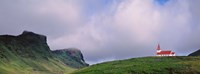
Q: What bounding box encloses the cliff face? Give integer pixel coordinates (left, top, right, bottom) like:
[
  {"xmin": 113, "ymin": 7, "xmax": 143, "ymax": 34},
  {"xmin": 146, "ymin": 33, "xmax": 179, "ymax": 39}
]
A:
[
  {"xmin": 0, "ymin": 31, "xmax": 52, "ymax": 59},
  {"xmin": 53, "ymin": 48, "xmax": 89, "ymax": 68},
  {"xmin": 0, "ymin": 31, "xmax": 88, "ymax": 74}
]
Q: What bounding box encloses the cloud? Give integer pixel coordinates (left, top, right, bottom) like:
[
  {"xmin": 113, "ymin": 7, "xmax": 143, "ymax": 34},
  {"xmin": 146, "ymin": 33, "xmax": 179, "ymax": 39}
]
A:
[
  {"xmin": 0, "ymin": 0, "xmax": 83, "ymax": 37},
  {"xmin": 0, "ymin": 0, "xmax": 200, "ymax": 64},
  {"xmin": 176, "ymin": 0, "xmax": 200, "ymax": 54}
]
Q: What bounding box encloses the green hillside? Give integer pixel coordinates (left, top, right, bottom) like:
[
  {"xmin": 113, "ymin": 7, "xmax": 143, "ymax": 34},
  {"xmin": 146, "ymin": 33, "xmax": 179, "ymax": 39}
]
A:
[
  {"xmin": 0, "ymin": 31, "xmax": 88, "ymax": 74},
  {"xmin": 73, "ymin": 56, "xmax": 200, "ymax": 74},
  {"xmin": 53, "ymin": 48, "xmax": 89, "ymax": 69}
]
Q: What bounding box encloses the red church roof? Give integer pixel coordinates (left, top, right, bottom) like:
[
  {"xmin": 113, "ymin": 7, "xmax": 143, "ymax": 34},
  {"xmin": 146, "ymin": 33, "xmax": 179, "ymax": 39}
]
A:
[
  {"xmin": 156, "ymin": 44, "xmax": 175, "ymax": 56},
  {"xmin": 157, "ymin": 51, "xmax": 173, "ymax": 55}
]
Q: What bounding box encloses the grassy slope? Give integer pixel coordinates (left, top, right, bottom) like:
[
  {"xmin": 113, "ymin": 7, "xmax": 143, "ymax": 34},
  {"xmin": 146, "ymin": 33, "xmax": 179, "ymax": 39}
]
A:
[
  {"xmin": 0, "ymin": 32, "xmax": 78, "ymax": 74},
  {"xmin": 0, "ymin": 45, "xmax": 75, "ymax": 74},
  {"xmin": 73, "ymin": 56, "xmax": 200, "ymax": 74},
  {"xmin": 0, "ymin": 58, "xmax": 75, "ymax": 74}
]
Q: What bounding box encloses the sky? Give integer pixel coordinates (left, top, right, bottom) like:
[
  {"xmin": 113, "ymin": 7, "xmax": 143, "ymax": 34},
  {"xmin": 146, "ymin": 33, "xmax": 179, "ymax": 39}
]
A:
[{"xmin": 0, "ymin": 0, "xmax": 200, "ymax": 64}]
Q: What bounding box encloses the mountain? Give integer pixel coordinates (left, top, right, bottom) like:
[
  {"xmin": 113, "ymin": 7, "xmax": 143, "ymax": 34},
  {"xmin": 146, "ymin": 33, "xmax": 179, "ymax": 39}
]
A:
[
  {"xmin": 53, "ymin": 48, "xmax": 89, "ymax": 68},
  {"xmin": 188, "ymin": 49, "xmax": 200, "ymax": 56},
  {"xmin": 73, "ymin": 56, "xmax": 200, "ymax": 74},
  {"xmin": 0, "ymin": 31, "xmax": 88, "ymax": 74}
]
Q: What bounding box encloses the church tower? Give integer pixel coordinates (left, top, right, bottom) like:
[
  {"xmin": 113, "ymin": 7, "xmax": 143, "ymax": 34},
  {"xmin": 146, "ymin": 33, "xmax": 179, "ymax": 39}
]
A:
[{"xmin": 157, "ymin": 44, "xmax": 161, "ymax": 53}]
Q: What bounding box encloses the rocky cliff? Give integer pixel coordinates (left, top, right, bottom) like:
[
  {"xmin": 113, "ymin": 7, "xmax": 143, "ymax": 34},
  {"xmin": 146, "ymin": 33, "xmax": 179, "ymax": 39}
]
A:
[
  {"xmin": 0, "ymin": 31, "xmax": 52, "ymax": 59},
  {"xmin": 0, "ymin": 31, "xmax": 88, "ymax": 74},
  {"xmin": 53, "ymin": 48, "xmax": 89, "ymax": 68}
]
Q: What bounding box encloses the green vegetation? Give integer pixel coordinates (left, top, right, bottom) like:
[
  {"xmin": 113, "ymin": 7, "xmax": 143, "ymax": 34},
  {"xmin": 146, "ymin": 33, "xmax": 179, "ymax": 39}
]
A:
[
  {"xmin": 0, "ymin": 31, "xmax": 88, "ymax": 74},
  {"xmin": 53, "ymin": 48, "xmax": 89, "ymax": 69},
  {"xmin": 0, "ymin": 44, "xmax": 75, "ymax": 74},
  {"xmin": 0, "ymin": 57, "xmax": 75, "ymax": 74},
  {"xmin": 73, "ymin": 56, "xmax": 200, "ymax": 74}
]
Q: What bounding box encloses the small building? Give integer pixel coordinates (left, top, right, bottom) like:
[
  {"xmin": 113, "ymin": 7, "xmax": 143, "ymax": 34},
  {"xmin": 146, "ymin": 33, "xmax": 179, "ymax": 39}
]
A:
[{"xmin": 156, "ymin": 44, "xmax": 175, "ymax": 56}]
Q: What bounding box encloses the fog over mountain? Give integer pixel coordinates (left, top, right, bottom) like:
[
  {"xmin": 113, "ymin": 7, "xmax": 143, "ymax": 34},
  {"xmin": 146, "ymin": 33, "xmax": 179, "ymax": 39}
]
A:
[{"xmin": 0, "ymin": 0, "xmax": 200, "ymax": 64}]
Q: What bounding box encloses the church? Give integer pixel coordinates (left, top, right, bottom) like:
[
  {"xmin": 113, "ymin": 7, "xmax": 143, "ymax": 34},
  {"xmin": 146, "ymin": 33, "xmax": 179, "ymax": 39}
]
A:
[{"xmin": 156, "ymin": 44, "xmax": 175, "ymax": 56}]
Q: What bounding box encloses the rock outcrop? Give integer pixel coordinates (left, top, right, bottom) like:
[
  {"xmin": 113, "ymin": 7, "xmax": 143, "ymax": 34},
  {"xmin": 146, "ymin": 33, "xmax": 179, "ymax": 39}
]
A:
[
  {"xmin": 53, "ymin": 48, "xmax": 89, "ymax": 68},
  {"xmin": 0, "ymin": 31, "xmax": 88, "ymax": 74},
  {"xmin": 0, "ymin": 31, "xmax": 52, "ymax": 59},
  {"xmin": 188, "ymin": 49, "xmax": 200, "ymax": 56}
]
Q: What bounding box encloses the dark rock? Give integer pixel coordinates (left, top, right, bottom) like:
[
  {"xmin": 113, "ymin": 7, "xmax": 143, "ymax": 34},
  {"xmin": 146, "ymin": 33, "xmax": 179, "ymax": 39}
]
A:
[
  {"xmin": 0, "ymin": 31, "xmax": 88, "ymax": 68},
  {"xmin": 18, "ymin": 31, "xmax": 47, "ymax": 44},
  {"xmin": 188, "ymin": 49, "xmax": 200, "ymax": 56},
  {"xmin": 52, "ymin": 48, "xmax": 89, "ymax": 68},
  {"xmin": 0, "ymin": 31, "xmax": 52, "ymax": 59}
]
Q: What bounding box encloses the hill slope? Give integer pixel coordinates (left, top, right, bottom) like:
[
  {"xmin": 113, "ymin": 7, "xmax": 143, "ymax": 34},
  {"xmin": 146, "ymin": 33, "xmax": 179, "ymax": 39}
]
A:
[
  {"xmin": 73, "ymin": 56, "xmax": 200, "ymax": 74},
  {"xmin": 52, "ymin": 48, "xmax": 89, "ymax": 68},
  {"xmin": 0, "ymin": 31, "xmax": 88, "ymax": 74},
  {"xmin": 188, "ymin": 49, "xmax": 200, "ymax": 56}
]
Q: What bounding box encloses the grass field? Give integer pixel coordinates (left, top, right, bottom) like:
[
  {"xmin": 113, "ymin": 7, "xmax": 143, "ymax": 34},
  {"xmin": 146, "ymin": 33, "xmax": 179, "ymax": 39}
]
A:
[
  {"xmin": 73, "ymin": 56, "xmax": 200, "ymax": 74},
  {"xmin": 0, "ymin": 57, "xmax": 76, "ymax": 74}
]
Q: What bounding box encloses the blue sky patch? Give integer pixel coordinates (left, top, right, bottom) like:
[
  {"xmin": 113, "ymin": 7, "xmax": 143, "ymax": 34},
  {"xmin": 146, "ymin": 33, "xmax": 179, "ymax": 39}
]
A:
[{"xmin": 155, "ymin": 0, "xmax": 170, "ymax": 5}]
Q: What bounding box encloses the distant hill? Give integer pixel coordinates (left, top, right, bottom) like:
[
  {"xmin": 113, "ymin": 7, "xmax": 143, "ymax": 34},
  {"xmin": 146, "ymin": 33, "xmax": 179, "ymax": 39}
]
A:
[
  {"xmin": 0, "ymin": 31, "xmax": 88, "ymax": 74},
  {"xmin": 52, "ymin": 48, "xmax": 89, "ymax": 68},
  {"xmin": 188, "ymin": 49, "xmax": 200, "ymax": 56},
  {"xmin": 73, "ymin": 56, "xmax": 200, "ymax": 74}
]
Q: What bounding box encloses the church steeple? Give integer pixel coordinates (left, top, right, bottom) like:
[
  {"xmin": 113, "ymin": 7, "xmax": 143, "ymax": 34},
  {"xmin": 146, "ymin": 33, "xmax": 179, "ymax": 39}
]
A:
[
  {"xmin": 157, "ymin": 44, "xmax": 161, "ymax": 50},
  {"xmin": 156, "ymin": 44, "xmax": 161, "ymax": 53}
]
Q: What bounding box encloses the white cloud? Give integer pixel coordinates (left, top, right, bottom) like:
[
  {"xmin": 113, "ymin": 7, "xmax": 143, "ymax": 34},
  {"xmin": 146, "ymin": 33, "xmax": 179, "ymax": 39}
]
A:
[{"xmin": 37, "ymin": 0, "xmax": 82, "ymax": 25}]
